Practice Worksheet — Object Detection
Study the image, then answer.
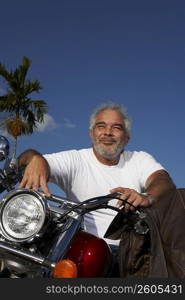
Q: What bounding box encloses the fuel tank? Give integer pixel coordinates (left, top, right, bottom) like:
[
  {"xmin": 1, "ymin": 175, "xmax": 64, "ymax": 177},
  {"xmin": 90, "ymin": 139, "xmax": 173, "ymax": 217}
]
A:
[{"xmin": 65, "ymin": 231, "xmax": 112, "ymax": 277}]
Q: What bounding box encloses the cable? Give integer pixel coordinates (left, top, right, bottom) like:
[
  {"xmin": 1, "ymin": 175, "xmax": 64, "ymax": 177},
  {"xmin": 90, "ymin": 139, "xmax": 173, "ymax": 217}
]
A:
[
  {"xmin": 58, "ymin": 194, "xmax": 138, "ymax": 220},
  {"xmin": 57, "ymin": 205, "xmax": 125, "ymax": 234}
]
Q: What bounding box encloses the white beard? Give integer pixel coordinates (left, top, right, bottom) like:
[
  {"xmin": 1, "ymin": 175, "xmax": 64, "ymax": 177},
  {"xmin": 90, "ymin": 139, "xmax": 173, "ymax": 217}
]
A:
[{"xmin": 93, "ymin": 141, "xmax": 124, "ymax": 160}]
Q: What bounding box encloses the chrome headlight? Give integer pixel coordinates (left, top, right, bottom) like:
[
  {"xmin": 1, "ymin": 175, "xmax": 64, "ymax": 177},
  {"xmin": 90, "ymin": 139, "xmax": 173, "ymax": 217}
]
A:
[{"xmin": 0, "ymin": 189, "xmax": 49, "ymax": 242}]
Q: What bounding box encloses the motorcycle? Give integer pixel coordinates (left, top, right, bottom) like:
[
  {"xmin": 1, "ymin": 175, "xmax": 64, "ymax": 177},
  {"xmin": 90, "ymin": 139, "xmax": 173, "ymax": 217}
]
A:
[
  {"xmin": 0, "ymin": 135, "xmax": 149, "ymax": 278},
  {"xmin": 0, "ymin": 135, "xmax": 123, "ymax": 278}
]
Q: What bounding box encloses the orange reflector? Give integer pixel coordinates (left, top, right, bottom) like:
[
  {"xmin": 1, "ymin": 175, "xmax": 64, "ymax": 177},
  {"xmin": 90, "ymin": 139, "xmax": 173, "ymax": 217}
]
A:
[{"xmin": 52, "ymin": 259, "xmax": 78, "ymax": 278}]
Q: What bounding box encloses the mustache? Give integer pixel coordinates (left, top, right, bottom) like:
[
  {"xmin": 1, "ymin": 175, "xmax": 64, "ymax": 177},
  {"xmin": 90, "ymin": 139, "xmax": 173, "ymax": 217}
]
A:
[{"xmin": 99, "ymin": 138, "xmax": 116, "ymax": 142}]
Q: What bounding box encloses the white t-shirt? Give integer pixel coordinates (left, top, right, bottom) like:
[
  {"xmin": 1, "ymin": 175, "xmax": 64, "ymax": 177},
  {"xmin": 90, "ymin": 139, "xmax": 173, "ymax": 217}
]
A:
[{"xmin": 44, "ymin": 148, "xmax": 164, "ymax": 245}]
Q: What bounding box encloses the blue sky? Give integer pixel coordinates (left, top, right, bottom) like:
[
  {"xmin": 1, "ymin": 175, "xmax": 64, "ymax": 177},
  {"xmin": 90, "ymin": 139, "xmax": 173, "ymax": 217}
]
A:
[{"xmin": 0, "ymin": 0, "xmax": 185, "ymax": 194}]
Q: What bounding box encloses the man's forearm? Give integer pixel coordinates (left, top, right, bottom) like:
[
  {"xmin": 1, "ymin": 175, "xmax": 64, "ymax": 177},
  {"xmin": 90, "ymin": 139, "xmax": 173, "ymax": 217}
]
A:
[
  {"xmin": 146, "ymin": 172, "xmax": 176, "ymax": 200},
  {"xmin": 18, "ymin": 149, "xmax": 51, "ymax": 196},
  {"xmin": 18, "ymin": 149, "xmax": 42, "ymax": 168}
]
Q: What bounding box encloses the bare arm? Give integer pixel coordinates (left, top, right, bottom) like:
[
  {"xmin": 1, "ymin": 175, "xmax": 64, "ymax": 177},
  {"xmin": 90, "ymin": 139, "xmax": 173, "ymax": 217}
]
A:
[
  {"xmin": 18, "ymin": 149, "xmax": 42, "ymax": 167},
  {"xmin": 145, "ymin": 169, "xmax": 176, "ymax": 200},
  {"xmin": 18, "ymin": 149, "xmax": 51, "ymax": 197},
  {"xmin": 111, "ymin": 170, "xmax": 176, "ymax": 210}
]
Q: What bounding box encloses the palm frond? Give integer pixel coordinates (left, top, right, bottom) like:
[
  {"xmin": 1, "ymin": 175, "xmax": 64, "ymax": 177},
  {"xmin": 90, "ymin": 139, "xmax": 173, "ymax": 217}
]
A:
[
  {"xmin": 0, "ymin": 96, "xmax": 9, "ymax": 111},
  {"xmin": 0, "ymin": 63, "xmax": 11, "ymax": 81},
  {"xmin": 24, "ymin": 80, "xmax": 42, "ymax": 95},
  {"xmin": 15, "ymin": 57, "xmax": 32, "ymax": 87},
  {"xmin": 0, "ymin": 56, "xmax": 48, "ymax": 147},
  {"xmin": 29, "ymin": 99, "xmax": 48, "ymax": 110},
  {"xmin": 0, "ymin": 94, "xmax": 18, "ymax": 112}
]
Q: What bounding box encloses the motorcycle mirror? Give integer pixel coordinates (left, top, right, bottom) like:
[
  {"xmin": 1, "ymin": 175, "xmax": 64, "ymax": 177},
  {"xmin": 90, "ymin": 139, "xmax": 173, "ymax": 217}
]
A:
[{"xmin": 0, "ymin": 136, "xmax": 10, "ymax": 161}]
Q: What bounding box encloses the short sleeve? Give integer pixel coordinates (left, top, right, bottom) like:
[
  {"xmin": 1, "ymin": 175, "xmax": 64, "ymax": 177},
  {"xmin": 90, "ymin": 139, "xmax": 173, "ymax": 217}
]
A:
[
  {"xmin": 136, "ymin": 151, "xmax": 165, "ymax": 189},
  {"xmin": 43, "ymin": 150, "xmax": 80, "ymax": 192}
]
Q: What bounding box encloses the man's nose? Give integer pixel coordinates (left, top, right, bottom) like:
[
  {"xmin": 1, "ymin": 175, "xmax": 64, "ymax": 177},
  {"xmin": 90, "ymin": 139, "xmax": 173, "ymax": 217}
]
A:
[{"xmin": 104, "ymin": 126, "xmax": 113, "ymax": 135}]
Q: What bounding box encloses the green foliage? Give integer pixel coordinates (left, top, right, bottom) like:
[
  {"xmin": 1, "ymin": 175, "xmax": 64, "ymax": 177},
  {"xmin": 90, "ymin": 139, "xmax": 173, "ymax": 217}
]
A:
[
  {"xmin": 0, "ymin": 56, "xmax": 48, "ymax": 136},
  {"xmin": 0, "ymin": 56, "xmax": 48, "ymax": 155}
]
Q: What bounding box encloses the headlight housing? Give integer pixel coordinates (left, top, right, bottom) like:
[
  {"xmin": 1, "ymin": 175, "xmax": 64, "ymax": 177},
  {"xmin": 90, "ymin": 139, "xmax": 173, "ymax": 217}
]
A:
[{"xmin": 0, "ymin": 189, "xmax": 49, "ymax": 242}]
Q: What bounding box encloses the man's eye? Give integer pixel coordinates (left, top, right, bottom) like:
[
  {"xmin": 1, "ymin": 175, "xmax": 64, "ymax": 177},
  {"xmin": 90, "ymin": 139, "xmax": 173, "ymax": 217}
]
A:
[{"xmin": 113, "ymin": 126, "xmax": 123, "ymax": 130}]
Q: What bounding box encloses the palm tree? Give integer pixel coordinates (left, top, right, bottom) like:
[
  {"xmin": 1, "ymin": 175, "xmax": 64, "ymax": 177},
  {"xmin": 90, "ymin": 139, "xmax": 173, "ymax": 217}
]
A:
[{"xmin": 0, "ymin": 56, "xmax": 48, "ymax": 157}]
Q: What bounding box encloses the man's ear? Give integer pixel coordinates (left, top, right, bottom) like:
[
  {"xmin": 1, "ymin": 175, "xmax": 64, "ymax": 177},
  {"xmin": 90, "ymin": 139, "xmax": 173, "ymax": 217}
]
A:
[{"xmin": 125, "ymin": 135, "xmax": 130, "ymax": 146}]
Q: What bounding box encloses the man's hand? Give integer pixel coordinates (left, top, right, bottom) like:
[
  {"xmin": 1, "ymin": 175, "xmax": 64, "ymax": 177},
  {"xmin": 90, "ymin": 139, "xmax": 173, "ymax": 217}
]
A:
[
  {"xmin": 110, "ymin": 187, "xmax": 151, "ymax": 210},
  {"xmin": 19, "ymin": 154, "xmax": 51, "ymax": 197},
  {"xmin": 111, "ymin": 170, "xmax": 176, "ymax": 210}
]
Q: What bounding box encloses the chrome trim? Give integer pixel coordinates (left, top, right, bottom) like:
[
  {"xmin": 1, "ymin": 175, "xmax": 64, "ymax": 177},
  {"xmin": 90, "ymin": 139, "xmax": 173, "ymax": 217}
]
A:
[
  {"xmin": 47, "ymin": 215, "xmax": 83, "ymax": 262},
  {"xmin": 0, "ymin": 241, "xmax": 55, "ymax": 268},
  {"xmin": 0, "ymin": 188, "xmax": 50, "ymax": 243}
]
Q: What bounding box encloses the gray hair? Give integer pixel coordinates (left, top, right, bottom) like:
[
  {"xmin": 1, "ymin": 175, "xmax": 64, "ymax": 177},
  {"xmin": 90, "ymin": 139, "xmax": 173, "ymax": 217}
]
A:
[{"xmin": 89, "ymin": 102, "xmax": 131, "ymax": 136}]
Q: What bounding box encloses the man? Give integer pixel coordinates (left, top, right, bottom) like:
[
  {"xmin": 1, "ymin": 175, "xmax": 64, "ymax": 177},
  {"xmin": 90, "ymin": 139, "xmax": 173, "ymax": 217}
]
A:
[{"xmin": 18, "ymin": 102, "xmax": 175, "ymax": 274}]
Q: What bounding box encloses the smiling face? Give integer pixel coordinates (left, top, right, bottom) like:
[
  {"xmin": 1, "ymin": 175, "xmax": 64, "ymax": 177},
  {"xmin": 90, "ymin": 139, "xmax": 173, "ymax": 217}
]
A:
[{"xmin": 89, "ymin": 109, "xmax": 130, "ymax": 165}]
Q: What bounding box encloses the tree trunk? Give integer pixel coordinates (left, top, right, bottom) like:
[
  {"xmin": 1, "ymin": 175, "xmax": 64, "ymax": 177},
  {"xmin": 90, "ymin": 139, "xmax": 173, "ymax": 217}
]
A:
[{"xmin": 12, "ymin": 136, "xmax": 17, "ymax": 158}]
